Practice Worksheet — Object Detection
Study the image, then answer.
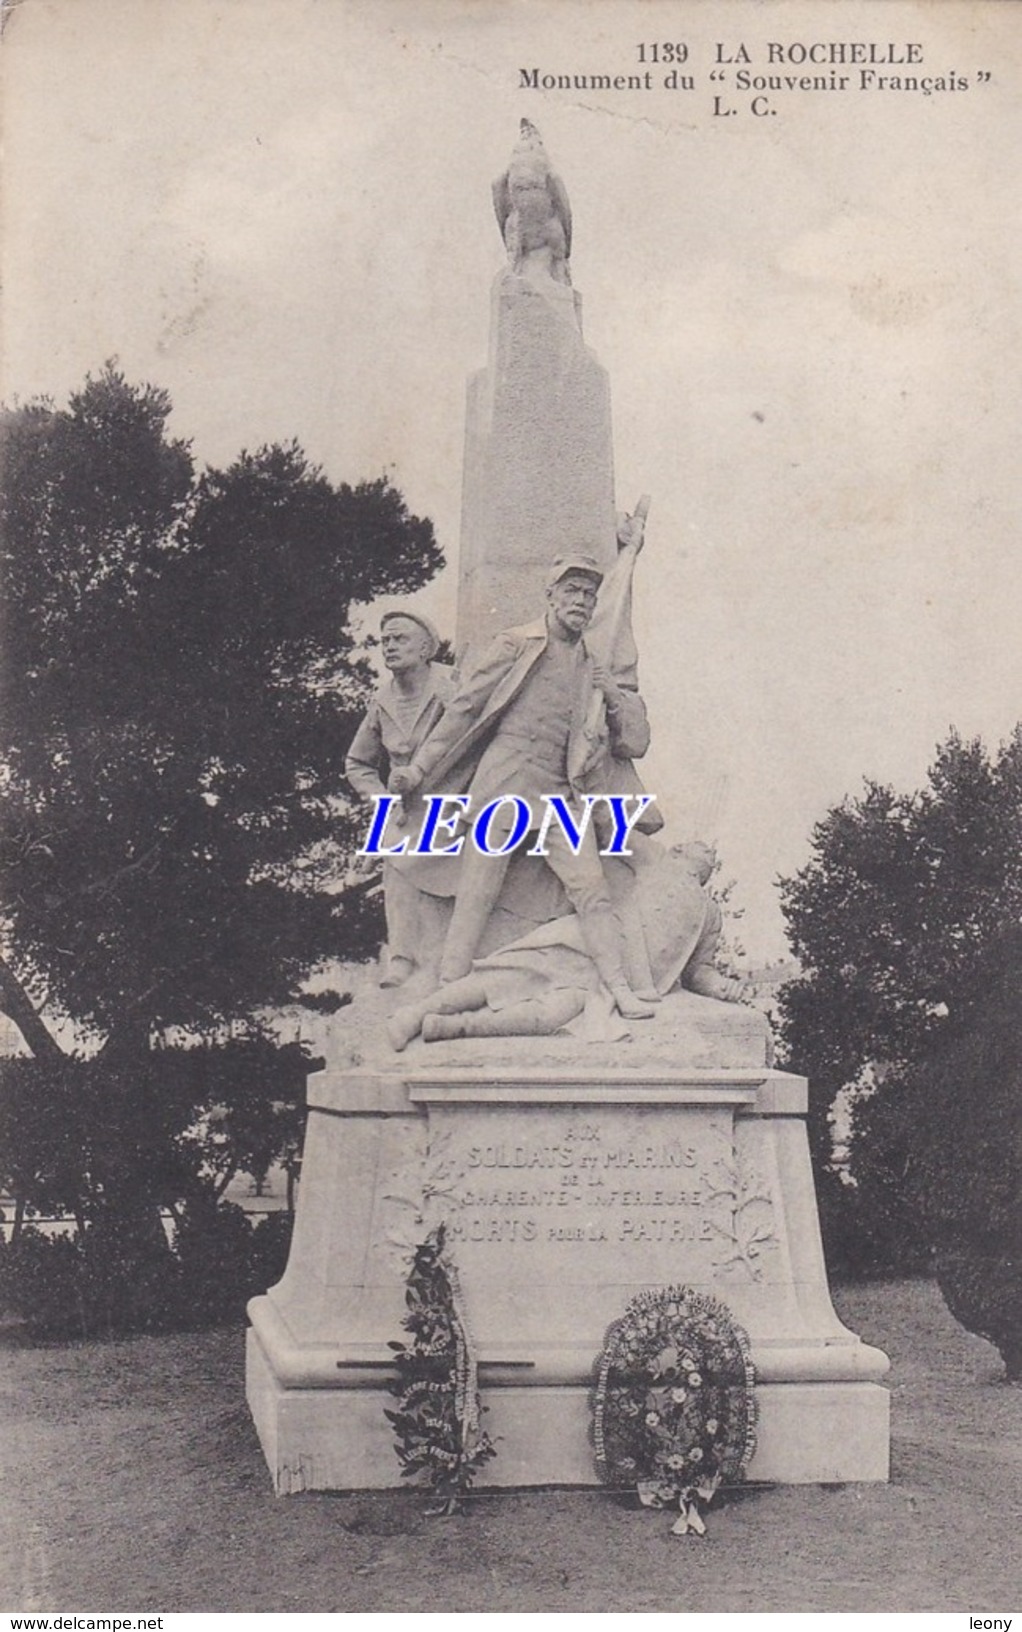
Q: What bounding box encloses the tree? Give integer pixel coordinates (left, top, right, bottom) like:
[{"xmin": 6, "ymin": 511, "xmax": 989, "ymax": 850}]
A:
[
  {"xmin": 902, "ymin": 925, "xmax": 1022, "ymax": 1379},
  {"xmin": 776, "ymin": 729, "xmax": 1022, "ymax": 1370},
  {"xmin": 0, "ymin": 367, "xmax": 442, "ymax": 1284},
  {"xmin": 1, "ymin": 367, "xmax": 441, "ymax": 1052}
]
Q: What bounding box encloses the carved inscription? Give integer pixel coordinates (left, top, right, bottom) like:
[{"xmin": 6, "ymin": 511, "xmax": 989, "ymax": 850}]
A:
[{"xmin": 442, "ymin": 1118, "xmax": 729, "ymax": 1248}]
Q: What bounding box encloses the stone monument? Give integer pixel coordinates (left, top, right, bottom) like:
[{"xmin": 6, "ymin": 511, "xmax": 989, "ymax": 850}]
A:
[
  {"xmin": 457, "ymin": 119, "xmax": 617, "ymax": 659},
  {"xmin": 246, "ymin": 123, "xmax": 890, "ymax": 1494}
]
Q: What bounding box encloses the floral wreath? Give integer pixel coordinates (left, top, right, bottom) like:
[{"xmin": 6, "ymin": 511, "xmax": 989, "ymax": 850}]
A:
[
  {"xmin": 384, "ymin": 1224, "xmax": 496, "ymax": 1514},
  {"xmin": 592, "ymin": 1285, "xmax": 756, "ymax": 1535}
]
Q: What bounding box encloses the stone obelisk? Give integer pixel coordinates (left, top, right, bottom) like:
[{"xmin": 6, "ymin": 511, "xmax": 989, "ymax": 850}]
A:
[{"xmin": 456, "ymin": 120, "xmax": 618, "ymax": 657}]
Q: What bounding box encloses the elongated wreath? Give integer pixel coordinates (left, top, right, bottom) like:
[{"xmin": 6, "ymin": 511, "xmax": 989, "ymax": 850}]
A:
[{"xmin": 385, "ymin": 1224, "xmax": 495, "ymax": 1513}]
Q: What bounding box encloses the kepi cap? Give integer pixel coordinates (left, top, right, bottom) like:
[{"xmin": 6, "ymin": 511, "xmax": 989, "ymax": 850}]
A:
[
  {"xmin": 545, "ymin": 552, "xmax": 604, "ymax": 591},
  {"xmin": 380, "ymin": 608, "xmax": 441, "ymax": 660}
]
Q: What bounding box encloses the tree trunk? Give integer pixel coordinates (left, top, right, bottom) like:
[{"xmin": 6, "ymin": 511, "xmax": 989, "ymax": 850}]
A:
[
  {"xmin": 0, "ymin": 955, "xmax": 65, "ymax": 1061},
  {"xmin": 213, "ymin": 1165, "xmax": 237, "ymax": 1201}
]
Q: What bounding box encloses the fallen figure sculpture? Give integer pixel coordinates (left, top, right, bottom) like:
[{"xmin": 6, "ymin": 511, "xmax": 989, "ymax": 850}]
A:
[{"xmin": 387, "ymin": 838, "xmax": 747, "ymax": 1050}]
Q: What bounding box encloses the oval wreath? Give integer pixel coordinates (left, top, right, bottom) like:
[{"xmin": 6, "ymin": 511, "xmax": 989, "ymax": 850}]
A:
[{"xmin": 592, "ymin": 1285, "xmax": 757, "ymax": 1535}]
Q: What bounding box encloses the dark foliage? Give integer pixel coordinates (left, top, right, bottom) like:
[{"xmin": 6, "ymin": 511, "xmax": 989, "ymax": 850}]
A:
[
  {"xmin": 777, "ymin": 730, "xmax": 1022, "ymax": 1311},
  {"xmin": 813, "ymin": 1163, "xmax": 931, "ymax": 1282},
  {"xmin": 934, "ymin": 1252, "xmax": 1022, "ymax": 1383},
  {"xmin": 0, "ymin": 1207, "xmax": 295, "ymax": 1340},
  {"xmin": 0, "ymin": 366, "xmax": 441, "ymax": 1326},
  {"xmin": 0, "ymin": 367, "xmax": 439, "ymax": 1051},
  {"xmin": 898, "ymin": 927, "xmax": 1022, "ymax": 1377},
  {"xmin": 0, "ymin": 1038, "xmax": 310, "ymax": 1225}
]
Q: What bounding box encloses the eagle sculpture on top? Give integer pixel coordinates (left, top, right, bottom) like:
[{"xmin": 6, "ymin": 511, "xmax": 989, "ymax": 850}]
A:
[{"xmin": 492, "ymin": 119, "xmax": 573, "ymax": 286}]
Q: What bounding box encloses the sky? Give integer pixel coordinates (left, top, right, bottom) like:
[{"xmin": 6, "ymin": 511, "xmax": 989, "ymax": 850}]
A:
[{"xmin": 2, "ymin": 0, "xmax": 1020, "ymax": 960}]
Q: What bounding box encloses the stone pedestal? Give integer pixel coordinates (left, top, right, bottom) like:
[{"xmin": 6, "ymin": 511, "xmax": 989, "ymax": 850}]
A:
[
  {"xmin": 456, "ymin": 270, "xmax": 618, "ymax": 659},
  {"xmin": 246, "ymin": 1014, "xmax": 890, "ymax": 1492}
]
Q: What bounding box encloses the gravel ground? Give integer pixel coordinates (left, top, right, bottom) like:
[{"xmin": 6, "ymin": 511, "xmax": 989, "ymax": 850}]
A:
[{"xmin": 1, "ymin": 1279, "xmax": 1019, "ymax": 1613}]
